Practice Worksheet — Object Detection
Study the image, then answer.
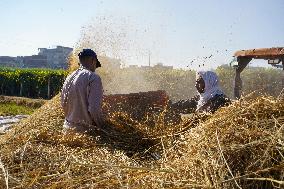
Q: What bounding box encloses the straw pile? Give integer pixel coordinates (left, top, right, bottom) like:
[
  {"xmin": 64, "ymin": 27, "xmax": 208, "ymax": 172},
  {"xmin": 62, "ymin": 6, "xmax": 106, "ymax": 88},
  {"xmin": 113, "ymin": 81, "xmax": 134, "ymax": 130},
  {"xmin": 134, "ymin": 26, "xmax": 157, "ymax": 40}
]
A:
[
  {"xmin": 0, "ymin": 94, "xmax": 283, "ymax": 188},
  {"xmin": 164, "ymin": 96, "xmax": 284, "ymax": 188}
]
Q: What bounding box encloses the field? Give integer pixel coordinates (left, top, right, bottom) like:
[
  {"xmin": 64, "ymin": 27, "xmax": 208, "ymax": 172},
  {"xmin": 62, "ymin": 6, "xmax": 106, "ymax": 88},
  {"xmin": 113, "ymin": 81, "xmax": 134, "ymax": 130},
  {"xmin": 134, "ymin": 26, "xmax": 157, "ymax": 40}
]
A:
[
  {"xmin": 1, "ymin": 1, "xmax": 283, "ymax": 188},
  {"xmin": 0, "ymin": 61, "xmax": 283, "ymax": 188}
]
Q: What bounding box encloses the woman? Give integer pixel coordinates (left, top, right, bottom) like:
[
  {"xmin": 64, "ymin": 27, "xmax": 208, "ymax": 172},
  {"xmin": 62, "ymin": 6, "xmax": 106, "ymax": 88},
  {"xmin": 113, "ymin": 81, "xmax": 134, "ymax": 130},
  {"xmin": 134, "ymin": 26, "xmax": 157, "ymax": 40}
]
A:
[
  {"xmin": 194, "ymin": 71, "xmax": 230, "ymax": 113},
  {"xmin": 165, "ymin": 71, "xmax": 231, "ymax": 124}
]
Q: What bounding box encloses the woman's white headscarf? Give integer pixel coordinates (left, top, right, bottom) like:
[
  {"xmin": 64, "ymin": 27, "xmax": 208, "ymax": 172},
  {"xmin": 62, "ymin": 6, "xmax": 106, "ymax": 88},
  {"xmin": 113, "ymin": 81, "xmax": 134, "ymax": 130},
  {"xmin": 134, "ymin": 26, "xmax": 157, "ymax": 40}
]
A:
[{"xmin": 196, "ymin": 71, "xmax": 224, "ymax": 110}]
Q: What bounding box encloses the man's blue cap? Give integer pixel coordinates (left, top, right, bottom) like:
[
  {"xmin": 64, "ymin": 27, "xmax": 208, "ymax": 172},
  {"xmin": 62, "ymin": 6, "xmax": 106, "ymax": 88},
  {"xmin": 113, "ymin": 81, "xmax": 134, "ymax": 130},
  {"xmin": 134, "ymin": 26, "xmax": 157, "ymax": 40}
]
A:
[{"xmin": 78, "ymin": 49, "xmax": 101, "ymax": 67}]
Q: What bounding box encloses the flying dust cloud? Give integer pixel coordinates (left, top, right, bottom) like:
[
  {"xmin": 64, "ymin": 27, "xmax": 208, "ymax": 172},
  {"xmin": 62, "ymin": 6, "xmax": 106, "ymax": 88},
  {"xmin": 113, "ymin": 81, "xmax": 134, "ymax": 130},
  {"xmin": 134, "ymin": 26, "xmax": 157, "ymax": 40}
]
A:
[
  {"xmin": 67, "ymin": 16, "xmax": 284, "ymax": 101},
  {"xmin": 68, "ymin": 16, "xmax": 197, "ymax": 100}
]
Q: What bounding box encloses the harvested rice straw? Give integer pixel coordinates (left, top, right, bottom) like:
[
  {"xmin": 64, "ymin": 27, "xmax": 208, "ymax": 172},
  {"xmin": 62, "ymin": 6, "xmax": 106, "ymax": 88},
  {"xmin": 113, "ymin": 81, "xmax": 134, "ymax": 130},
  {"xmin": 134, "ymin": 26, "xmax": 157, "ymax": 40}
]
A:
[{"xmin": 0, "ymin": 95, "xmax": 283, "ymax": 188}]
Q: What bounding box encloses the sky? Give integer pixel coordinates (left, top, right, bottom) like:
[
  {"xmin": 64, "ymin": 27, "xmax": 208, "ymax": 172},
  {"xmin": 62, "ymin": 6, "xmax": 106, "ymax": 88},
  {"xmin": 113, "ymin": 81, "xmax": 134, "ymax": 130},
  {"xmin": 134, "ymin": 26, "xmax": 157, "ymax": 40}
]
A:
[{"xmin": 0, "ymin": 0, "xmax": 283, "ymax": 69}]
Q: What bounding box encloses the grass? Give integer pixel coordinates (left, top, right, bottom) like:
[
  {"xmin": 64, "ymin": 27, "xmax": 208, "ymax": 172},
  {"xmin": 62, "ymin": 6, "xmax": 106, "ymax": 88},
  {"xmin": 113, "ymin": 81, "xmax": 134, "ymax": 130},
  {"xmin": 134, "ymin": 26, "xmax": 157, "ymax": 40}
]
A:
[
  {"xmin": 0, "ymin": 102, "xmax": 37, "ymax": 116},
  {"xmin": 0, "ymin": 96, "xmax": 46, "ymax": 116}
]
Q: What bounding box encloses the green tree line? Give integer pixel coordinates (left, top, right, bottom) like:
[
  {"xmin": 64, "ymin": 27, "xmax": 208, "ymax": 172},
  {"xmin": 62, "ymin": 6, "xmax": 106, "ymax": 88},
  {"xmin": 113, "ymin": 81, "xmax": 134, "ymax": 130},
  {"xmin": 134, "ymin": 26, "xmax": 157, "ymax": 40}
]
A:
[
  {"xmin": 0, "ymin": 65, "xmax": 282, "ymax": 100},
  {"xmin": 0, "ymin": 68, "xmax": 67, "ymax": 99}
]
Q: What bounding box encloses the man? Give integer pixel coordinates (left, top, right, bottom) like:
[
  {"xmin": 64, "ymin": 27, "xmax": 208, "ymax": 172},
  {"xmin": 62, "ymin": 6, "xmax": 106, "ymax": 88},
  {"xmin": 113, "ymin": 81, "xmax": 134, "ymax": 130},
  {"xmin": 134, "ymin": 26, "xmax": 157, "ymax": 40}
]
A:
[{"xmin": 61, "ymin": 49, "xmax": 104, "ymax": 133}]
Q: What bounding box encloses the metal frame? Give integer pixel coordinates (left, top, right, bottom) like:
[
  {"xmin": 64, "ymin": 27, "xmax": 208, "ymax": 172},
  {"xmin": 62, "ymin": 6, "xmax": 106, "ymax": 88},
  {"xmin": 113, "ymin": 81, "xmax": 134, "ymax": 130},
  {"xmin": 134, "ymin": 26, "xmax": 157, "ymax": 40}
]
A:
[{"xmin": 233, "ymin": 47, "xmax": 284, "ymax": 99}]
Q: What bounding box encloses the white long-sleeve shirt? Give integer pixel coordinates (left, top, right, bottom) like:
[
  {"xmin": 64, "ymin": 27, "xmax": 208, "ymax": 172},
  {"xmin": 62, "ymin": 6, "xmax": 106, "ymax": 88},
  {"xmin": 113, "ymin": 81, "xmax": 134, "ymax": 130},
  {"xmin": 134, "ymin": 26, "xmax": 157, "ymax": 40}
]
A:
[{"xmin": 61, "ymin": 66, "xmax": 103, "ymax": 132}]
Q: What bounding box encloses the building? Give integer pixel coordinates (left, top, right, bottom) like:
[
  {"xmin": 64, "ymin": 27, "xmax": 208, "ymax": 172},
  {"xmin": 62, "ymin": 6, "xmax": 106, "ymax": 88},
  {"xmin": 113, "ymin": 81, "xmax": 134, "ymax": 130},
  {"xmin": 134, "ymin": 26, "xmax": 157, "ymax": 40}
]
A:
[
  {"xmin": 0, "ymin": 46, "xmax": 73, "ymax": 69},
  {"xmin": 153, "ymin": 63, "xmax": 173, "ymax": 70},
  {"xmin": 22, "ymin": 55, "xmax": 48, "ymax": 68},
  {"xmin": 128, "ymin": 65, "xmax": 139, "ymax": 69},
  {"xmin": 0, "ymin": 56, "xmax": 18, "ymax": 67},
  {"xmin": 38, "ymin": 46, "xmax": 73, "ymax": 69},
  {"xmin": 126, "ymin": 63, "xmax": 174, "ymax": 71}
]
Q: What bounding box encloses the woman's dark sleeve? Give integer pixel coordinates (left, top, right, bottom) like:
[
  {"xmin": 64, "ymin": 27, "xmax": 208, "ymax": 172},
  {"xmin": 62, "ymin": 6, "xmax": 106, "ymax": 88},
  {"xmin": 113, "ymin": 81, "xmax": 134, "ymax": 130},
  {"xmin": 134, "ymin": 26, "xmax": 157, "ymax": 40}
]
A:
[
  {"xmin": 169, "ymin": 95, "xmax": 199, "ymax": 114},
  {"xmin": 208, "ymin": 95, "xmax": 231, "ymax": 113}
]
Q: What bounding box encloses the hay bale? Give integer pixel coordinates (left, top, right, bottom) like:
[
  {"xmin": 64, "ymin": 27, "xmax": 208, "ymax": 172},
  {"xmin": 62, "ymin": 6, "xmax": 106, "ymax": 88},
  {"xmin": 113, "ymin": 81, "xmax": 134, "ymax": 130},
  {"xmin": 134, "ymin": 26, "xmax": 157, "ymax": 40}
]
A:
[{"xmin": 0, "ymin": 95, "xmax": 283, "ymax": 188}]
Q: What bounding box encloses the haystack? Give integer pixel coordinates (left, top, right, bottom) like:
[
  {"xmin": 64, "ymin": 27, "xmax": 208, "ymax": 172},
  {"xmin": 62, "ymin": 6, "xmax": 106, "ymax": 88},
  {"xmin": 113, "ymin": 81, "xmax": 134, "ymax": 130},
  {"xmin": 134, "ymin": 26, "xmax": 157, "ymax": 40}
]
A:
[
  {"xmin": 0, "ymin": 95, "xmax": 139, "ymax": 188},
  {"xmin": 163, "ymin": 96, "xmax": 284, "ymax": 188},
  {"xmin": 0, "ymin": 94, "xmax": 283, "ymax": 188}
]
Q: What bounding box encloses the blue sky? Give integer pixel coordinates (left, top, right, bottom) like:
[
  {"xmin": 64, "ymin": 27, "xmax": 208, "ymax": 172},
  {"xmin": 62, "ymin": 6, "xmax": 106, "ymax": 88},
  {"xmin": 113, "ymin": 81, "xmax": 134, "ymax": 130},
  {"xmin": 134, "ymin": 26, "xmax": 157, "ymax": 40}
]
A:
[{"xmin": 0, "ymin": 0, "xmax": 283, "ymax": 69}]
